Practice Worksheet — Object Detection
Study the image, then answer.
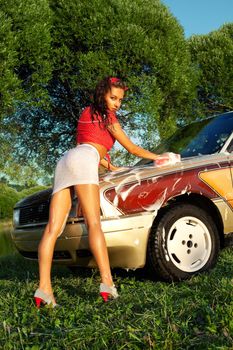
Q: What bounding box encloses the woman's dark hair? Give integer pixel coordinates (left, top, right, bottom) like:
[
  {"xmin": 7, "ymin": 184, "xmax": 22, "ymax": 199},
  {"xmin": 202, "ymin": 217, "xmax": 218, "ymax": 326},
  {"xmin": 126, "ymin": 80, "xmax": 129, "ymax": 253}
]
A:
[{"xmin": 91, "ymin": 76, "xmax": 127, "ymax": 125}]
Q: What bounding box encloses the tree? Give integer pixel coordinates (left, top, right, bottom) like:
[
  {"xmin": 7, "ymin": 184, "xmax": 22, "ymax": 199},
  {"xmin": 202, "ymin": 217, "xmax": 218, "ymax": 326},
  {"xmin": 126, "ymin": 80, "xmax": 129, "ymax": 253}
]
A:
[
  {"xmin": 0, "ymin": 0, "xmax": 53, "ymax": 118},
  {"xmin": 188, "ymin": 23, "xmax": 233, "ymax": 116},
  {"xmin": 1, "ymin": 0, "xmax": 197, "ymax": 176},
  {"xmin": 0, "ymin": 0, "xmax": 53, "ymax": 182}
]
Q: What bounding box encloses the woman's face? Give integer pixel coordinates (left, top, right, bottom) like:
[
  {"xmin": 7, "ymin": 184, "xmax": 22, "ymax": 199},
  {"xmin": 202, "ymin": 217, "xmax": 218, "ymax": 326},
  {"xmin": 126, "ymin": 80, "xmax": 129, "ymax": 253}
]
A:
[{"xmin": 104, "ymin": 87, "xmax": 125, "ymax": 112}]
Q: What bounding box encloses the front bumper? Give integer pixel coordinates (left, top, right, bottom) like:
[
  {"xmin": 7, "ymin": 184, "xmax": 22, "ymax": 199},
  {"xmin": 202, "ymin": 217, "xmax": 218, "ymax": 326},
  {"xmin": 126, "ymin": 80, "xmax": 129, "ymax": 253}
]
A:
[{"xmin": 12, "ymin": 213, "xmax": 155, "ymax": 269}]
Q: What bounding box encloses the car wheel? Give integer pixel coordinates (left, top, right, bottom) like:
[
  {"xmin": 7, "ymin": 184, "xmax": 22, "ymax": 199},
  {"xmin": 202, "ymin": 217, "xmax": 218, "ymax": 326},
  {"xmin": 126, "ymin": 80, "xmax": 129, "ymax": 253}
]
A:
[{"xmin": 147, "ymin": 203, "xmax": 220, "ymax": 281}]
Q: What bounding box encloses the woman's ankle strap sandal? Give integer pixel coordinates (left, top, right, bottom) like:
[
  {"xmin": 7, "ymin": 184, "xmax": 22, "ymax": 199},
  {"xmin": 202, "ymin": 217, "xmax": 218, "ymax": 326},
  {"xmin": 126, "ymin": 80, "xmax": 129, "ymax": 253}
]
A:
[
  {"xmin": 34, "ymin": 288, "xmax": 58, "ymax": 308},
  {"xmin": 99, "ymin": 283, "xmax": 119, "ymax": 302}
]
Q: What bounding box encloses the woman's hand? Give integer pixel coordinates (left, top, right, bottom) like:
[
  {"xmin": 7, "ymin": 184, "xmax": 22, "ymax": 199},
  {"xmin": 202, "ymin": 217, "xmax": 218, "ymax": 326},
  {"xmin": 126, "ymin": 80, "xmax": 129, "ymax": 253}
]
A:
[
  {"xmin": 111, "ymin": 166, "xmax": 130, "ymax": 172},
  {"xmin": 154, "ymin": 152, "xmax": 181, "ymax": 166}
]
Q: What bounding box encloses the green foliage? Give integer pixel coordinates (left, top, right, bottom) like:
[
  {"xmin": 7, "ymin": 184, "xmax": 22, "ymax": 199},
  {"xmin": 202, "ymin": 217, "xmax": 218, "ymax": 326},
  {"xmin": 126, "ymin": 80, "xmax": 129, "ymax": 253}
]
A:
[
  {"xmin": 0, "ymin": 247, "xmax": 232, "ymax": 349},
  {"xmin": 18, "ymin": 185, "xmax": 48, "ymax": 199},
  {"xmin": 0, "ymin": 183, "xmax": 19, "ymax": 219},
  {"xmin": 50, "ymin": 0, "xmax": 197, "ymax": 139},
  {"xmin": 0, "ymin": 183, "xmax": 47, "ymax": 219},
  {"xmin": 0, "ymin": 0, "xmax": 52, "ymax": 117},
  {"xmin": 1, "ymin": 0, "xmax": 232, "ymax": 179},
  {"xmin": 0, "ymin": 222, "xmax": 15, "ymax": 255},
  {"xmin": 2, "ymin": 0, "xmax": 197, "ymax": 173},
  {"xmin": 3, "ymin": 160, "xmax": 53, "ymax": 188},
  {"xmin": 0, "ymin": 10, "xmax": 22, "ymax": 116},
  {"xmin": 189, "ymin": 23, "xmax": 233, "ymax": 116}
]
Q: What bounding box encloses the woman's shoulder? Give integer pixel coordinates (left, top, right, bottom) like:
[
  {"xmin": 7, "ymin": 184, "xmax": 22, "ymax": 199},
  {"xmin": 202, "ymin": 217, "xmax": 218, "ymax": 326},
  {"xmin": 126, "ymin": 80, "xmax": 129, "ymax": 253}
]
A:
[
  {"xmin": 107, "ymin": 111, "xmax": 119, "ymax": 124},
  {"xmin": 79, "ymin": 106, "xmax": 92, "ymax": 120},
  {"xmin": 81, "ymin": 105, "xmax": 91, "ymax": 115}
]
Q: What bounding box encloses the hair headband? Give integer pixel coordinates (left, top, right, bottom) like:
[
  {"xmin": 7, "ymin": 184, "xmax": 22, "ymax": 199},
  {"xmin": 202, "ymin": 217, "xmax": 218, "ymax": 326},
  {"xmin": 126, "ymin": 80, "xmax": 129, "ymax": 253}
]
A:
[{"xmin": 109, "ymin": 77, "xmax": 128, "ymax": 91}]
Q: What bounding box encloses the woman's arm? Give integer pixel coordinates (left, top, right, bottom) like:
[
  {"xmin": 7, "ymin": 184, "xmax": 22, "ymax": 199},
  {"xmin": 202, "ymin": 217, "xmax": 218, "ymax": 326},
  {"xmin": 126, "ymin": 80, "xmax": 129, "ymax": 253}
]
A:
[{"xmin": 108, "ymin": 123, "xmax": 160, "ymax": 160}]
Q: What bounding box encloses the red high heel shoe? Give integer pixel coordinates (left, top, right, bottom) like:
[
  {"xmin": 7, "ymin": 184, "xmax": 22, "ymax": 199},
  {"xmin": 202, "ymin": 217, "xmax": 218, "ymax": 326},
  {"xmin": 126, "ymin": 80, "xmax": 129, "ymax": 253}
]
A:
[
  {"xmin": 34, "ymin": 289, "xmax": 58, "ymax": 308},
  {"xmin": 100, "ymin": 283, "xmax": 119, "ymax": 302}
]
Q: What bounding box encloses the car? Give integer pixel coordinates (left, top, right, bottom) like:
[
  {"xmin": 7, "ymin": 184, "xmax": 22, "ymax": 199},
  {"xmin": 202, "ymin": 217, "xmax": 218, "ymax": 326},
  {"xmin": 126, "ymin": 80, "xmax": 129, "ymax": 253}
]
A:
[{"xmin": 12, "ymin": 111, "xmax": 233, "ymax": 281}]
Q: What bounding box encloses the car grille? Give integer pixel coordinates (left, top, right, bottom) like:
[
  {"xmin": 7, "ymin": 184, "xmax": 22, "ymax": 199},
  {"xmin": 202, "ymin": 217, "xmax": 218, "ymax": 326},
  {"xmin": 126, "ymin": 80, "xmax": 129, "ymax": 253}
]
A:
[{"xmin": 19, "ymin": 201, "xmax": 50, "ymax": 225}]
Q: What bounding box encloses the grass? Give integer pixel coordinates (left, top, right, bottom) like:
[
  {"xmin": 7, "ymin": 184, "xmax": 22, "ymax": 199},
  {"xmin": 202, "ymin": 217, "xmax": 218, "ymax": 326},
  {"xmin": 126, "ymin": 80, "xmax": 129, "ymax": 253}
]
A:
[
  {"xmin": 0, "ymin": 248, "xmax": 232, "ymax": 350},
  {"xmin": 0, "ymin": 222, "xmax": 14, "ymax": 257},
  {"xmin": 0, "ymin": 220, "xmax": 13, "ymax": 229}
]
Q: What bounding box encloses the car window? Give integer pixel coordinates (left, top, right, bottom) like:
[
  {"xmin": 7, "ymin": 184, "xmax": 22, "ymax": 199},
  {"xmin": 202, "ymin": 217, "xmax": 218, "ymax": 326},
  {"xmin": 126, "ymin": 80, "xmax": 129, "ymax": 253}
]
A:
[
  {"xmin": 137, "ymin": 112, "xmax": 233, "ymax": 166},
  {"xmin": 227, "ymin": 139, "xmax": 233, "ymax": 153},
  {"xmin": 180, "ymin": 121, "xmax": 232, "ymax": 157}
]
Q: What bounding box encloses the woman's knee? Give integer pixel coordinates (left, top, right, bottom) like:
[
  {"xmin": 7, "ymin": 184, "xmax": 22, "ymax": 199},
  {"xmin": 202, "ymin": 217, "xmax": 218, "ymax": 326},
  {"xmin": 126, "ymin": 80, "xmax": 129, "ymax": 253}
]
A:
[
  {"xmin": 46, "ymin": 211, "xmax": 69, "ymax": 236},
  {"xmin": 45, "ymin": 222, "xmax": 64, "ymax": 238},
  {"xmin": 86, "ymin": 219, "xmax": 101, "ymax": 231}
]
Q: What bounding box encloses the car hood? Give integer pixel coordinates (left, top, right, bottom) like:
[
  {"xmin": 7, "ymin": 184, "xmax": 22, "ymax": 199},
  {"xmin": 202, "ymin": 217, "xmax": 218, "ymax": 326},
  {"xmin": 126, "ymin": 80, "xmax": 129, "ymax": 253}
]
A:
[
  {"xmin": 14, "ymin": 152, "xmax": 229, "ymax": 209},
  {"xmin": 14, "ymin": 188, "xmax": 52, "ymax": 209},
  {"xmin": 99, "ymin": 152, "xmax": 230, "ymax": 188}
]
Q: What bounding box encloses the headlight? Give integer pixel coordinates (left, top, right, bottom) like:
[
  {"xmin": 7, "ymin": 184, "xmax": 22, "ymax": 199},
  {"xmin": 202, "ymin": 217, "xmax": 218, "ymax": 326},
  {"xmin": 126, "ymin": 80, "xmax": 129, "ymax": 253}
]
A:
[{"xmin": 13, "ymin": 209, "xmax": 20, "ymax": 226}]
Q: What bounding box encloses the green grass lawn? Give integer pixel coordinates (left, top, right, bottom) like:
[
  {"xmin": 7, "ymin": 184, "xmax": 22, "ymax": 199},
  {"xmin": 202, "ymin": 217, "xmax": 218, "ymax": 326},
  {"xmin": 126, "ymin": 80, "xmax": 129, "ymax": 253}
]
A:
[{"xmin": 0, "ymin": 248, "xmax": 232, "ymax": 350}]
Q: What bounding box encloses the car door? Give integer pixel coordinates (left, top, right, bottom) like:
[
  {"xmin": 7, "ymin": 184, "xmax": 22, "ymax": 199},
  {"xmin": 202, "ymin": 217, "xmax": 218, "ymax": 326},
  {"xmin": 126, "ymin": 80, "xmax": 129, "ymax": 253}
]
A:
[
  {"xmin": 226, "ymin": 137, "xmax": 233, "ymax": 235},
  {"xmin": 222, "ymin": 134, "xmax": 233, "ymax": 237},
  {"xmin": 198, "ymin": 152, "xmax": 233, "ymax": 238}
]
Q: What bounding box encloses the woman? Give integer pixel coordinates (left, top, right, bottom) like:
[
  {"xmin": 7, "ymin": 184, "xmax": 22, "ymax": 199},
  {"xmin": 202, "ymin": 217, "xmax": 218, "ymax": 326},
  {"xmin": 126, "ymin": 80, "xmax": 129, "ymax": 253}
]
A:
[{"xmin": 34, "ymin": 76, "xmax": 172, "ymax": 307}]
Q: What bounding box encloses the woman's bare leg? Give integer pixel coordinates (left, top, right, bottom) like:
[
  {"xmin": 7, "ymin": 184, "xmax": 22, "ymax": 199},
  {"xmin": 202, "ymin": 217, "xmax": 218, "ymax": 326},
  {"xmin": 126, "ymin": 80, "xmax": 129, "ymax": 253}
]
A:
[
  {"xmin": 74, "ymin": 184, "xmax": 113, "ymax": 286},
  {"xmin": 38, "ymin": 188, "xmax": 71, "ymax": 301}
]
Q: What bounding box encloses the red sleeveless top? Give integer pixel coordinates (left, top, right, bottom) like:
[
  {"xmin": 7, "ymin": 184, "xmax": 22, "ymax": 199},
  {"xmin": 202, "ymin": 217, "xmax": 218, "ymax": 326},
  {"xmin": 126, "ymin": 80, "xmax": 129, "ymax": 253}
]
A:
[{"xmin": 76, "ymin": 106, "xmax": 118, "ymax": 151}]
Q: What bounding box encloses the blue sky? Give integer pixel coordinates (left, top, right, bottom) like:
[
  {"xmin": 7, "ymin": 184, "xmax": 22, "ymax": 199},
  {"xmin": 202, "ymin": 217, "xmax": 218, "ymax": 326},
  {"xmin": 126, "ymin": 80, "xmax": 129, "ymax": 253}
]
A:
[{"xmin": 162, "ymin": 0, "xmax": 233, "ymax": 37}]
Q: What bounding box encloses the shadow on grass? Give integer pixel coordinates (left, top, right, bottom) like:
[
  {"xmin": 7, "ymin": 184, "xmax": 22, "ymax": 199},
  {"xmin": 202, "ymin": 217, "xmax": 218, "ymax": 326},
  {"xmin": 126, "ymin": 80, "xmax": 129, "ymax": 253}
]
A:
[
  {"xmin": 0, "ymin": 253, "xmax": 72, "ymax": 280},
  {"xmin": 0, "ymin": 246, "xmax": 232, "ymax": 285},
  {"xmin": 0, "ymin": 252, "xmax": 162, "ymax": 285}
]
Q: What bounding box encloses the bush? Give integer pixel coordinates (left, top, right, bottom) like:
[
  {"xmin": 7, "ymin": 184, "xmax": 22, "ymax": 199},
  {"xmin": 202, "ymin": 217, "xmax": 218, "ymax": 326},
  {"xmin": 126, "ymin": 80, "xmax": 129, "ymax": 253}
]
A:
[
  {"xmin": 18, "ymin": 185, "xmax": 48, "ymax": 199},
  {"xmin": 0, "ymin": 184, "xmax": 48, "ymax": 219},
  {"xmin": 0, "ymin": 183, "xmax": 19, "ymax": 219}
]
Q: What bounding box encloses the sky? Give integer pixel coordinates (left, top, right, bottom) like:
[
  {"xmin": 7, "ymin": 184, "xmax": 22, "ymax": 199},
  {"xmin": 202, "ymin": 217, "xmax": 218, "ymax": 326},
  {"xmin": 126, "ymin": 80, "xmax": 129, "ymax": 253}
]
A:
[{"xmin": 162, "ymin": 0, "xmax": 233, "ymax": 37}]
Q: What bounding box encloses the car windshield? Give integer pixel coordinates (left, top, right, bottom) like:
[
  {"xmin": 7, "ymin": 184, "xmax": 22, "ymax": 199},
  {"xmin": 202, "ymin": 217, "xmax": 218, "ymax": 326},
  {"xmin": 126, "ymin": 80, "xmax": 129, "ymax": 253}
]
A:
[{"xmin": 137, "ymin": 112, "xmax": 233, "ymax": 166}]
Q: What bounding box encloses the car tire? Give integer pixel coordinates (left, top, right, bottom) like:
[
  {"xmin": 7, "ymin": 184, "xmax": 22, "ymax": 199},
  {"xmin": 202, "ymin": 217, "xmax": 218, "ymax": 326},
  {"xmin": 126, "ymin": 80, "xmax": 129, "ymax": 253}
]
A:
[{"xmin": 147, "ymin": 203, "xmax": 220, "ymax": 281}]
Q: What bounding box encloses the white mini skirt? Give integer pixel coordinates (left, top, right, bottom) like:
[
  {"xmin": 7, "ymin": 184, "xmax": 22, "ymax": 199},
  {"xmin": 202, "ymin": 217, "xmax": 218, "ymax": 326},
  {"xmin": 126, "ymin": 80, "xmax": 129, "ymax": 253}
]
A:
[{"xmin": 52, "ymin": 144, "xmax": 100, "ymax": 195}]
